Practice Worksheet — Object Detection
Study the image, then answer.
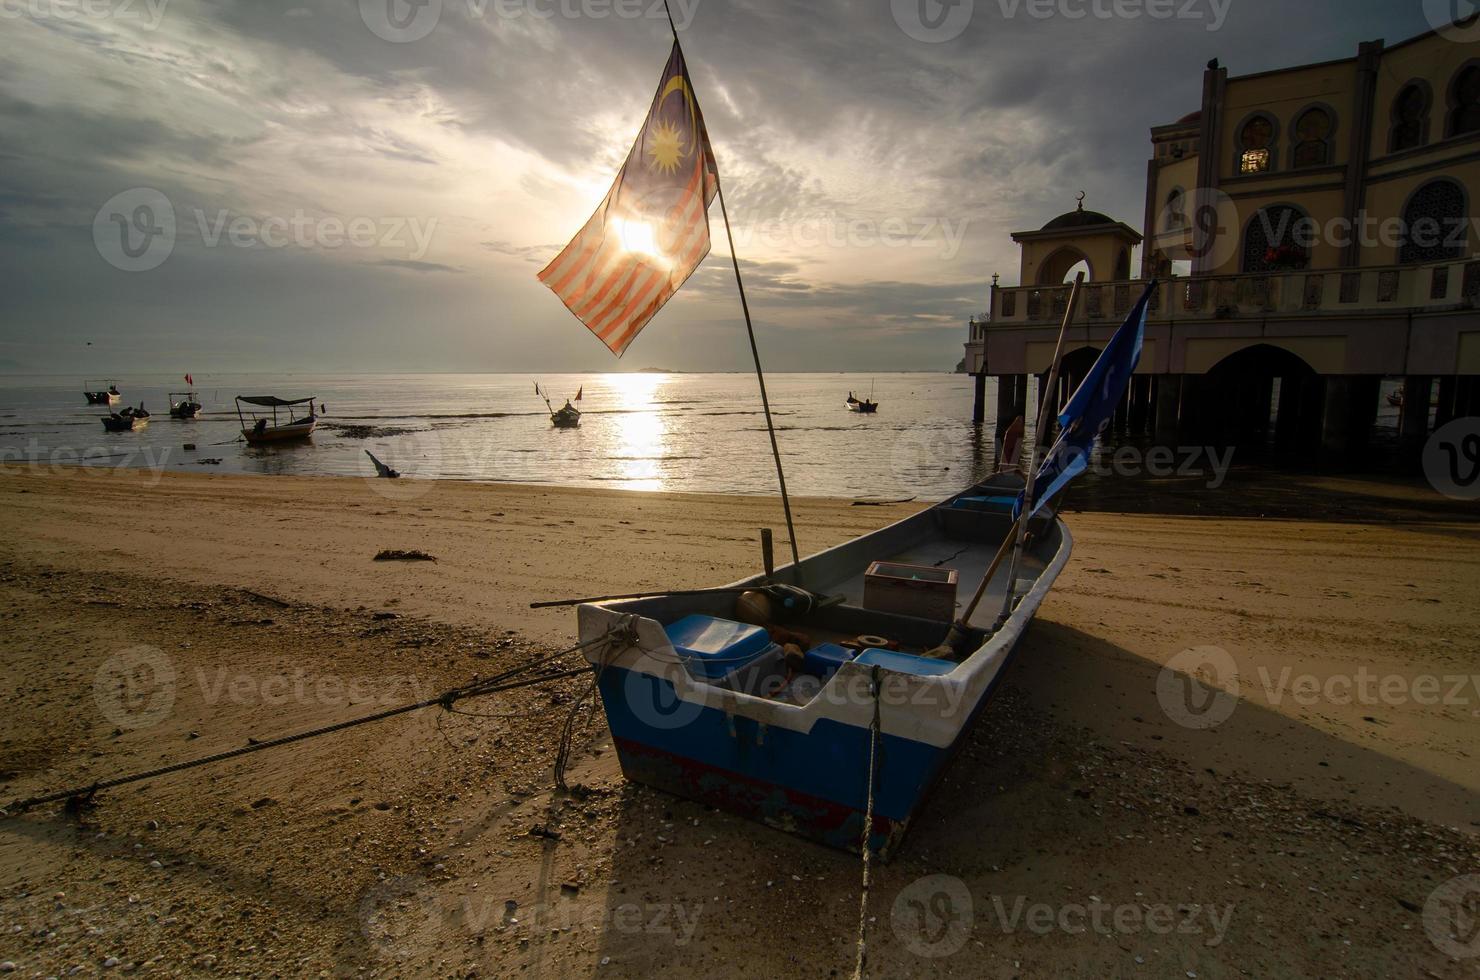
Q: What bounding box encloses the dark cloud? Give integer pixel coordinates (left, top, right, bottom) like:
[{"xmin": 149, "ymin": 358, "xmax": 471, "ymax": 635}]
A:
[{"xmin": 0, "ymin": 0, "xmax": 1437, "ymax": 373}]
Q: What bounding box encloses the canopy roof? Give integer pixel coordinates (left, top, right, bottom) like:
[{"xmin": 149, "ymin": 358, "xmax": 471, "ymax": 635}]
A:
[{"xmin": 237, "ymin": 395, "xmax": 315, "ymax": 407}]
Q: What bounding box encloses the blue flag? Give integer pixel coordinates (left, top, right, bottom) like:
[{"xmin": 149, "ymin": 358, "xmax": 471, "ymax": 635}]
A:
[{"xmin": 1022, "ymin": 280, "xmax": 1156, "ymax": 518}]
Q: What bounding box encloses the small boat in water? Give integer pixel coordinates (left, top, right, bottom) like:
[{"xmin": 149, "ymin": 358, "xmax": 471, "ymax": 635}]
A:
[
  {"xmin": 846, "ymin": 392, "xmax": 878, "ymax": 413},
  {"xmin": 1387, "ymin": 386, "xmax": 1404, "ymax": 408},
  {"xmin": 575, "ymin": 472, "xmax": 1065, "ymax": 857},
  {"xmin": 101, "ymin": 404, "xmax": 151, "ymax": 432},
  {"xmin": 85, "ymin": 381, "xmax": 121, "ymax": 406},
  {"xmin": 236, "ymin": 395, "xmax": 317, "ymax": 444},
  {"xmin": 169, "ymin": 391, "xmax": 203, "ymax": 419},
  {"xmin": 537, "ymin": 383, "xmax": 583, "ymax": 428}
]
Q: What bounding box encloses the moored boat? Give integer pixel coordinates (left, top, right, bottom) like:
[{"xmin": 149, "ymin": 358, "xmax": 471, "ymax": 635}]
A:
[
  {"xmin": 169, "ymin": 391, "xmax": 203, "ymax": 419},
  {"xmin": 537, "ymin": 383, "xmax": 583, "ymax": 428},
  {"xmin": 84, "ymin": 381, "xmax": 121, "ymax": 406},
  {"xmin": 101, "ymin": 404, "xmax": 151, "ymax": 432},
  {"xmin": 846, "ymin": 391, "xmax": 878, "ymax": 413},
  {"xmin": 236, "ymin": 395, "xmax": 317, "ymax": 444},
  {"xmin": 575, "ymin": 473, "xmax": 1065, "ymax": 857}
]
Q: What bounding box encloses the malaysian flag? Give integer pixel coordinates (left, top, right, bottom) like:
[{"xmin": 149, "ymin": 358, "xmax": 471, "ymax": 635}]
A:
[{"xmin": 538, "ymin": 43, "xmax": 719, "ymax": 356}]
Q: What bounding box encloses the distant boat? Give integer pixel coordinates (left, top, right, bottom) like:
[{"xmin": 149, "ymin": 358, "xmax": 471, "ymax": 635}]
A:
[
  {"xmin": 1387, "ymin": 386, "xmax": 1404, "ymax": 408},
  {"xmin": 236, "ymin": 395, "xmax": 317, "ymax": 444},
  {"xmin": 101, "ymin": 404, "xmax": 150, "ymax": 432},
  {"xmin": 169, "ymin": 391, "xmax": 203, "ymax": 419},
  {"xmin": 846, "ymin": 392, "xmax": 879, "ymax": 413},
  {"xmin": 536, "ymin": 382, "xmax": 583, "ymax": 428},
  {"xmin": 85, "ymin": 381, "xmax": 120, "ymax": 406}
]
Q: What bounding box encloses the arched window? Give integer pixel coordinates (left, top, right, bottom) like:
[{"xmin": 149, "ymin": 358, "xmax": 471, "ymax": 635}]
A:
[
  {"xmin": 1243, "ymin": 205, "xmax": 1310, "ymax": 273},
  {"xmin": 1165, "ymin": 188, "xmax": 1184, "ymax": 228},
  {"xmin": 1390, "ymin": 83, "xmax": 1429, "ymax": 152},
  {"xmin": 1398, "ymin": 179, "xmax": 1467, "ymax": 265},
  {"xmin": 1114, "ymin": 248, "xmax": 1131, "ymax": 281},
  {"xmin": 1238, "ymin": 115, "xmax": 1276, "ymax": 174},
  {"xmin": 1291, "ymin": 107, "xmax": 1333, "ymax": 167},
  {"xmin": 1449, "ymin": 64, "xmax": 1480, "ymax": 138}
]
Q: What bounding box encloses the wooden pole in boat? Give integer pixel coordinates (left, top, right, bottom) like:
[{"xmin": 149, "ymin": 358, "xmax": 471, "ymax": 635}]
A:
[
  {"xmin": 924, "ymin": 278, "xmax": 1082, "ymax": 660},
  {"xmin": 997, "ymin": 273, "xmax": 1083, "ymax": 622},
  {"xmin": 661, "ymin": 0, "xmax": 803, "ymax": 576}
]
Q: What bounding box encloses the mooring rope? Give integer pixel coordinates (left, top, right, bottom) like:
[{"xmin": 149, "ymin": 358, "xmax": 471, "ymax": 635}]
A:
[
  {"xmin": 2, "ymin": 630, "xmax": 619, "ymax": 816},
  {"xmin": 851, "ymin": 665, "xmax": 883, "ymax": 980}
]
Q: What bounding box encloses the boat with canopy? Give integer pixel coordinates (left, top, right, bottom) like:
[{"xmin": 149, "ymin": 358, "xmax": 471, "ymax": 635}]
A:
[
  {"xmin": 235, "ymin": 395, "xmax": 317, "ymax": 444},
  {"xmin": 169, "ymin": 391, "xmax": 203, "ymax": 419},
  {"xmin": 84, "ymin": 381, "xmax": 120, "ymax": 405}
]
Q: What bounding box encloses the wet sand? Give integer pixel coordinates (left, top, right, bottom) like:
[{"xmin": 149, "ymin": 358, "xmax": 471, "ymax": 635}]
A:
[{"xmin": 0, "ymin": 464, "xmax": 1476, "ymax": 977}]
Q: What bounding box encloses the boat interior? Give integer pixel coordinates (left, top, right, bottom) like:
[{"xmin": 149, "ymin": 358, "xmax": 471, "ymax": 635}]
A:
[{"xmin": 598, "ymin": 477, "xmax": 1065, "ymax": 708}]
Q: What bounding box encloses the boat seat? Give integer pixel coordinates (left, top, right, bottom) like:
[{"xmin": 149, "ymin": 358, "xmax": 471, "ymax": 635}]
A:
[
  {"xmin": 664, "ymin": 615, "xmax": 773, "ymax": 680},
  {"xmin": 855, "ymin": 648, "xmax": 957, "ymax": 677}
]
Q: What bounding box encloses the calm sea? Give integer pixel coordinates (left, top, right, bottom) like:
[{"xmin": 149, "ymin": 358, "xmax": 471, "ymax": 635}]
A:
[{"xmin": 0, "ymin": 373, "xmax": 1018, "ymax": 500}]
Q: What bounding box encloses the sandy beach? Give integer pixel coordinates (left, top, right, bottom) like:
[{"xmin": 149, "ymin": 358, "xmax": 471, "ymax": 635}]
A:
[{"xmin": 0, "ymin": 464, "xmax": 1477, "ymax": 977}]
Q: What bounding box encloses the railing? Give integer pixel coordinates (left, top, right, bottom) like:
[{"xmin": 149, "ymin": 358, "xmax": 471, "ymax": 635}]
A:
[{"xmin": 972, "ymin": 258, "xmax": 1480, "ymax": 328}]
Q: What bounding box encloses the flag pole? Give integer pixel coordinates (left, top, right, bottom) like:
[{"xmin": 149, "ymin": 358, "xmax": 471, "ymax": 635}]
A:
[
  {"xmin": 997, "ymin": 272, "xmax": 1083, "ymax": 622},
  {"xmin": 662, "ymin": 2, "xmax": 803, "ymax": 572}
]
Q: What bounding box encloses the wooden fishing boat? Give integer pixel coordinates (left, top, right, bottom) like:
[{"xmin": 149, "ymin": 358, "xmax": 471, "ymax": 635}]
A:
[
  {"xmin": 236, "ymin": 395, "xmax": 317, "ymax": 444},
  {"xmin": 84, "ymin": 381, "xmax": 120, "ymax": 406},
  {"xmin": 575, "ymin": 472, "xmax": 1066, "ymax": 857},
  {"xmin": 536, "ymin": 383, "xmax": 583, "ymax": 428},
  {"xmin": 169, "ymin": 391, "xmax": 203, "ymax": 419},
  {"xmin": 101, "ymin": 405, "xmax": 151, "ymax": 432},
  {"xmin": 846, "ymin": 396, "xmax": 878, "ymax": 413}
]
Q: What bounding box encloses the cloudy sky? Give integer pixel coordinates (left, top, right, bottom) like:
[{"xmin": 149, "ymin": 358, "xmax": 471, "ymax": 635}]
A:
[{"xmin": 0, "ymin": 0, "xmax": 1436, "ymax": 373}]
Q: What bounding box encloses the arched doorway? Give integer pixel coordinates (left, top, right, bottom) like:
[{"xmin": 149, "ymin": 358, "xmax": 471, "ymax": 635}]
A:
[
  {"xmin": 1187, "ymin": 344, "xmax": 1321, "ymax": 455},
  {"xmin": 1038, "ymin": 246, "xmax": 1093, "ymax": 285}
]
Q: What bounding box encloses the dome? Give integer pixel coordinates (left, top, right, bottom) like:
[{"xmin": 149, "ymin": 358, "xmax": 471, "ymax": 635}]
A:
[{"xmin": 1042, "ymin": 206, "xmax": 1116, "ymax": 231}]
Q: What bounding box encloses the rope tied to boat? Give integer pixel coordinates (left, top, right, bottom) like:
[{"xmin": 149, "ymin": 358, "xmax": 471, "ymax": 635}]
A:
[
  {"xmin": 1, "ymin": 627, "xmax": 622, "ymax": 817},
  {"xmin": 851, "ymin": 664, "xmax": 883, "ymax": 980},
  {"xmin": 553, "ymin": 615, "xmax": 638, "ymax": 791}
]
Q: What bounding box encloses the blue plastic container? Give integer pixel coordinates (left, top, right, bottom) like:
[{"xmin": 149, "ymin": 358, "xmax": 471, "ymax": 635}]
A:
[
  {"xmin": 663, "ymin": 615, "xmax": 772, "ymax": 680},
  {"xmin": 803, "ymin": 642, "xmax": 856, "ymax": 680}
]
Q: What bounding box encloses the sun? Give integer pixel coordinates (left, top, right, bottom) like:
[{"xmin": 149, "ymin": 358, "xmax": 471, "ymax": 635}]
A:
[{"xmin": 646, "ymin": 121, "xmax": 688, "ymax": 175}]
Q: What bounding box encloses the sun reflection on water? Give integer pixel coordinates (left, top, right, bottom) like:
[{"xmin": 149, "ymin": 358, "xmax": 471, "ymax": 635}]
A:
[{"xmin": 608, "ymin": 372, "xmax": 668, "ymax": 491}]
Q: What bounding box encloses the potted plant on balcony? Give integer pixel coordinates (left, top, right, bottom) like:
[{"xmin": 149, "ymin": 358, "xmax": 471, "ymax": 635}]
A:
[{"xmin": 1263, "ymin": 244, "xmax": 1308, "ymax": 271}]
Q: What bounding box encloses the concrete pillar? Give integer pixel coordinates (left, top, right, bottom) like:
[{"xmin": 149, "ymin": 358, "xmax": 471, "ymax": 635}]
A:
[
  {"xmin": 1154, "ymin": 375, "xmax": 1183, "ymax": 444},
  {"xmin": 993, "ymin": 375, "xmax": 1013, "ymax": 436},
  {"xmin": 1011, "ymin": 373, "xmax": 1028, "ymax": 425},
  {"xmin": 1320, "ymin": 377, "xmax": 1353, "ymax": 457},
  {"xmin": 973, "ymin": 373, "xmax": 987, "ymax": 426},
  {"xmin": 1400, "ymin": 376, "xmax": 1432, "ymax": 440},
  {"xmin": 1458, "ymin": 376, "xmax": 1480, "ymax": 417},
  {"xmin": 1320, "ymin": 376, "xmax": 1381, "ymax": 459},
  {"xmin": 1435, "ymin": 376, "xmax": 1457, "ymax": 428}
]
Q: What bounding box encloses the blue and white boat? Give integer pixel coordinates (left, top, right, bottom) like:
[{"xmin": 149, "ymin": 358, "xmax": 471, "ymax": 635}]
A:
[{"xmin": 577, "ymin": 474, "xmax": 1070, "ymax": 857}]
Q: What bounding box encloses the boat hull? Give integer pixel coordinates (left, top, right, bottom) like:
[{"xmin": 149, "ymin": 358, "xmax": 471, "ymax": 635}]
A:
[
  {"xmin": 578, "ymin": 483, "xmax": 1071, "ymax": 856},
  {"xmin": 86, "ymin": 392, "xmax": 120, "ymax": 406},
  {"xmin": 243, "ymin": 420, "xmax": 316, "ymax": 444},
  {"xmin": 101, "ymin": 416, "xmax": 148, "ymax": 432},
  {"xmin": 170, "ymin": 404, "xmax": 202, "ymax": 420},
  {"xmin": 846, "ymin": 401, "xmax": 878, "ymax": 413}
]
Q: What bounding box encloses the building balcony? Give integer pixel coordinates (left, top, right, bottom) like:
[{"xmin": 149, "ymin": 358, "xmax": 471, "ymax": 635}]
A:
[{"xmin": 963, "ymin": 258, "xmax": 1480, "ymax": 378}]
